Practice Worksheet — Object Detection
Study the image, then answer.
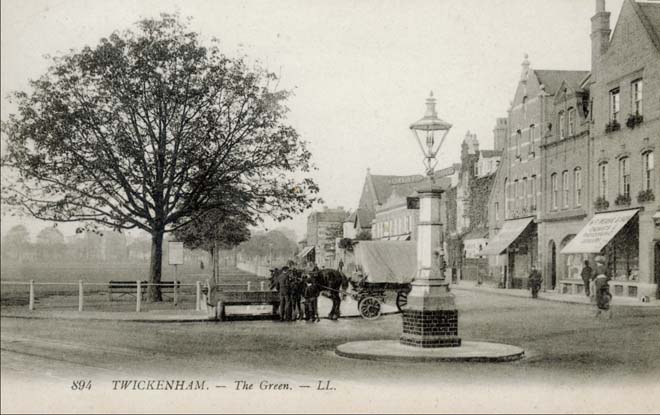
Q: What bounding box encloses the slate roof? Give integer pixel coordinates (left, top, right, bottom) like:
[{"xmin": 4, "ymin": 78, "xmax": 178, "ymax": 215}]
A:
[
  {"xmin": 370, "ymin": 174, "xmax": 425, "ymax": 205},
  {"xmin": 534, "ymin": 70, "xmax": 590, "ymax": 95},
  {"xmin": 355, "ymin": 208, "xmax": 375, "ymax": 229}
]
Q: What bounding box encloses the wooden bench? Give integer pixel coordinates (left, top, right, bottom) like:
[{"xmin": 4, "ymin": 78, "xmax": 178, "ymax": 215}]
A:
[
  {"xmin": 108, "ymin": 280, "xmax": 181, "ymax": 301},
  {"xmin": 216, "ymin": 290, "xmax": 280, "ymax": 321}
]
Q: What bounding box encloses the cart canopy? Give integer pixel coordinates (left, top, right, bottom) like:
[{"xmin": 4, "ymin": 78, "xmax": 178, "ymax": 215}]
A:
[{"xmin": 352, "ymin": 241, "xmax": 417, "ymax": 284}]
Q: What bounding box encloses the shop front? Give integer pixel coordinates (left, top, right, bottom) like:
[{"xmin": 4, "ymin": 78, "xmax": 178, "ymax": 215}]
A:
[
  {"xmin": 482, "ymin": 217, "xmax": 538, "ymax": 289},
  {"xmin": 561, "ymin": 208, "xmax": 657, "ymax": 301}
]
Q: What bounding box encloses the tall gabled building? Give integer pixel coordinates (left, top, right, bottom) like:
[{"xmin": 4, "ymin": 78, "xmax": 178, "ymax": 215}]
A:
[{"xmin": 485, "ymin": 54, "xmax": 589, "ymax": 289}]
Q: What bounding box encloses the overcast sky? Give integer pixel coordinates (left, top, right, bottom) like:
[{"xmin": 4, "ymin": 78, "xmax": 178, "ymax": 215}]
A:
[{"xmin": 1, "ymin": 0, "xmax": 626, "ymax": 241}]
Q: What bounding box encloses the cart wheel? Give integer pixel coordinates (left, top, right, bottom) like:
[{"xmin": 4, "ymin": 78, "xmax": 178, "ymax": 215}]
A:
[
  {"xmin": 358, "ymin": 296, "xmax": 381, "ymax": 320},
  {"xmin": 396, "ymin": 290, "xmax": 408, "ymax": 312}
]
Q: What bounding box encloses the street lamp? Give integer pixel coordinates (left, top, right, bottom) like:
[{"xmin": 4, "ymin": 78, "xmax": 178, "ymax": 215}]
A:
[
  {"xmin": 400, "ymin": 91, "xmax": 461, "ymax": 348},
  {"xmin": 409, "ymin": 91, "xmax": 452, "ymax": 177}
]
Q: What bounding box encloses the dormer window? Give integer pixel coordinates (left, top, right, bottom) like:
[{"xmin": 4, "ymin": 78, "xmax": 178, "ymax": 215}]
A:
[{"xmin": 559, "ymin": 111, "xmax": 566, "ymax": 139}]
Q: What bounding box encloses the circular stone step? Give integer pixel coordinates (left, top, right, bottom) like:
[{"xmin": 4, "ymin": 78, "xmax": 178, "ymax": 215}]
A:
[{"xmin": 336, "ymin": 340, "xmax": 524, "ymax": 362}]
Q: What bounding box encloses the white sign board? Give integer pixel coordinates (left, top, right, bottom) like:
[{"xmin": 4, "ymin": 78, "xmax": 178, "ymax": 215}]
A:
[{"xmin": 168, "ymin": 241, "xmax": 184, "ymax": 265}]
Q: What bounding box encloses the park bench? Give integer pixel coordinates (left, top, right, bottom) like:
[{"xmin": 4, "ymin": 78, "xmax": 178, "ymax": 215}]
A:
[
  {"xmin": 215, "ymin": 289, "xmax": 280, "ymax": 321},
  {"xmin": 108, "ymin": 280, "xmax": 181, "ymax": 302}
]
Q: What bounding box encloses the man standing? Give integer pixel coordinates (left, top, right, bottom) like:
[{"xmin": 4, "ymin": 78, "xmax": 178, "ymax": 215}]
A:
[
  {"xmin": 581, "ymin": 260, "xmax": 593, "ymax": 297},
  {"xmin": 528, "ymin": 266, "xmax": 542, "ymax": 299},
  {"xmin": 276, "ymin": 266, "xmax": 292, "ymax": 321}
]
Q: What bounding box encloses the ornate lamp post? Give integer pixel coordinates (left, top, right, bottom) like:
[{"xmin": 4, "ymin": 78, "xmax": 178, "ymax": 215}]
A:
[{"xmin": 400, "ymin": 92, "xmax": 461, "ymax": 348}]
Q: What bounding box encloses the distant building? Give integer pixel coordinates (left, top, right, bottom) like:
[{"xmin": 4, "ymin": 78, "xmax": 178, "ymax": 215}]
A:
[
  {"xmin": 302, "ymin": 206, "xmax": 347, "ymax": 268},
  {"xmin": 447, "ymin": 131, "xmax": 501, "ymax": 282}
]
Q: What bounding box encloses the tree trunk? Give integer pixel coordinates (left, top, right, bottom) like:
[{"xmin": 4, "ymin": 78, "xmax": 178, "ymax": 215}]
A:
[{"xmin": 148, "ymin": 229, "xmax": 164, "ymax": 302}]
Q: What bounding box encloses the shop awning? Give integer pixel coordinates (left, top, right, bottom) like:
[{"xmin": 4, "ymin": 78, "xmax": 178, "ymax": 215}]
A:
[
  {"xmin": 298, "ymin": 246, "xmax": 315, "ymax": 258},
  {"xmin": 561, "ymin": 209, "xmax": 639, "ymax": 254},
  {"xmin": 481, "ymin": 217, "xmax": 535, "ymax": 255}
]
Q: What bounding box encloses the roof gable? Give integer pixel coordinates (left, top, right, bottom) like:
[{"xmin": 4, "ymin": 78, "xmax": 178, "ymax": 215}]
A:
[
  {"xmin": 534, "ymin": 70, "xmax": 590, "ymax": 96},
  {"xmin": 610, "ymin": 0, "xmax": 660, "ymax": 54}
]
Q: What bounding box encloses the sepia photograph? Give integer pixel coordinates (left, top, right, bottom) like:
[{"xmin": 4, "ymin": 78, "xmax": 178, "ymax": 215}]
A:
[{"xmin": 1, "ymin": 0, "xmax": 659, "ymax": 413}]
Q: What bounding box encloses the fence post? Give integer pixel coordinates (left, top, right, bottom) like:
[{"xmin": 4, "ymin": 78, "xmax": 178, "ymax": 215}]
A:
[
  {"xmin": 29, "ymin": 280, "xmax": 35, "ymax": 311},
  {"xmin": 196, "ymin": 281, "xmax": 201, "ymax": 311},
  {"xmin": 247, "ymin": 281, "xmax": 252, "ymax": 291},
  {"xmin": 78, "ymin": 280, "xmax": 84, "ymax": 312},
  {"xmin": 136, "ymin": 281, "xmax": 142, "ymax": 313},
  {"xmin": 173, "ymin": 281, "xmax": 178, "ymax": 307},
  {"xmin": 260, "ymin": 281, "xmax": 265, "ymax": 291}
]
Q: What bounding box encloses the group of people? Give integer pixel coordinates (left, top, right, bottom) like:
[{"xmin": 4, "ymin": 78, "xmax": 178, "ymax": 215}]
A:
[
  {"xmin": 528, "ymin": 256, "xmax": 612, "ymax": 318},
  {"xmin": 270, "ymin": 262, "xmax": 321, "ymax": 322}
]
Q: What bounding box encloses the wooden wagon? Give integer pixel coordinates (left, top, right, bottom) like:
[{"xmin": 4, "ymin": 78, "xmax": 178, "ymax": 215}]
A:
[{"xmin": 347, "ymin": 240, "xmax": 417, "ymax": 319}]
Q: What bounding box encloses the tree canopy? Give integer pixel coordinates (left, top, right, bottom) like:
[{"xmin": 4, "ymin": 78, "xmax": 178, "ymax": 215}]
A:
[{"xmin": 1, "ymin": 15, "xmax": 319, "ymax": 299}]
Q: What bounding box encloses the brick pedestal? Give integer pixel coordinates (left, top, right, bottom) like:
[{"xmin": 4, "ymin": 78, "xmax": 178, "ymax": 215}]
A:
[{"xmin": 400, "ymin": 309, "xmax": 461, "ymax": 347}]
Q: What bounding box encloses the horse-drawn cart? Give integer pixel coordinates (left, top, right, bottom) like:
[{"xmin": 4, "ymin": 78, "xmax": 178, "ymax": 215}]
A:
[{"xmin": 348, "ymin": 240, "xmax": 417, "ymax": 319}]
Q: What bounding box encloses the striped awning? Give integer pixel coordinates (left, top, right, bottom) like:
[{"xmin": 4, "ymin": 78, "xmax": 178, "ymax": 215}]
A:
[{"xmin": 481, "ymin": 217, "xmax": 535, "ymax": 255}]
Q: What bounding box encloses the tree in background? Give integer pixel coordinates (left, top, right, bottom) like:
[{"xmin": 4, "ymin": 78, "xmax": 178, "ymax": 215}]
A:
[
  {"xmin": 174, "ymin": 209, "xmax": 251, "ymax": 281},
  {"xmin": 2, "ymin": 15, "xmax": 319, "ymax": 300},
  {"xmin": 1, "ymin": 225, "xmax": 32, "ymax": 262},
  {"xmin": 237, "ymin": 230, "xmax": 298, "ymax": 264},
  {"xmin": 35, "ymin": 226, "xmax": 66, "ymax": 261}
]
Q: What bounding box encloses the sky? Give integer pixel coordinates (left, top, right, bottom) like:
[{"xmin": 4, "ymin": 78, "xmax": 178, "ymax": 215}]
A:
[{"xmin": 0, "ymin": 0, "xmax": 627, "ymax": 242}]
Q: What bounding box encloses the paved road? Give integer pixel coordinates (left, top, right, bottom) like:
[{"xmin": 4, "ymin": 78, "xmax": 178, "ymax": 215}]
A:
[{"xmin": 2, "ymin": 289, "xmax": 659, "ymax": 413}]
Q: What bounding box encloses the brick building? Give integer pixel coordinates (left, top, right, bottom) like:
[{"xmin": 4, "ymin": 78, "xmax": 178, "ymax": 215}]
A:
[
  {"xmin": 485, "ymin": 54, "xmax": 588, "ymax": 289},
  {"xmin": 538, "ymin": 72, "xmax": 592, "ymax": 291},
  {"xmin": 561, "ymin": 0, "xmax": 659, "ymax": 300},
  {"xmin": 486, "ymin": 0, "xmax": 659, "ymax": 300}
]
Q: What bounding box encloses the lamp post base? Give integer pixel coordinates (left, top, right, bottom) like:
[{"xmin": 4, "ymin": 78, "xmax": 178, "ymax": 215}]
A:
[{"xmin": 400, "ymin": 281, "xmax": 461, "ymax": 348}]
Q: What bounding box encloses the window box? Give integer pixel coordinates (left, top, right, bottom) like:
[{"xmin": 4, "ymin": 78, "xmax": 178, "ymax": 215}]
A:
[
  {"xmin": 594, "ymin": 197, "xmax": 609, "ymax": 211},
  {"xmin": 625, "ymin": 113, "xmax": 644, "ymax": 129},
  {"xmin": 605, "ymin": 120, "xmax": 621, "ymax": 133},
  {"xmin": 614, "ymin": 193, "xmax": 631, "ymax": 207},
  {"xmin": 637, "ymin": 189, "xmax": 655, "ymax": 203}
]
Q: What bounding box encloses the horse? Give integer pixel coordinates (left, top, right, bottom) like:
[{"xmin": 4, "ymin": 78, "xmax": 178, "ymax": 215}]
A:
[{"xmin": 307, "ymin": 268, "xmax": 349, "ymax": 320}]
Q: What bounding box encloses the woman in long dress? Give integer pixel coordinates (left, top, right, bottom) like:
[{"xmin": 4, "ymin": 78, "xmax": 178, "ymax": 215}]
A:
[{"xmin": 593, "ymin": 257, "xmax": 612, "ymax": 318}]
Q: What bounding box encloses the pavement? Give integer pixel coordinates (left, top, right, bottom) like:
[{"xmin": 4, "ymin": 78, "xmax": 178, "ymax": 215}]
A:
[{"xmin": 451, "ymin": 279, "xmax": 660, "ymax": 308}]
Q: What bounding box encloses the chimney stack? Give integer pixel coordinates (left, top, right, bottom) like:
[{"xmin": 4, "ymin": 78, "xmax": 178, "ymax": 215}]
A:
[{"xmin": 591, "ymin": 0, "xmax": 611, "ymax": 75}]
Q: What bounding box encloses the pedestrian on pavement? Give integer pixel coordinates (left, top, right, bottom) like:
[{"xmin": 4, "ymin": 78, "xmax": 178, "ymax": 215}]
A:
[
  {"xmin": 338, "ymin": 259, "xmax": 344, "ymax": 273},
  {"xmin": 275, "ymin": 266, "xmax": 293, "ymax": 321},
  {"xmin": 593, "ymin": 256, "xmax": 612, "ymax": 319},
  {"xmin": 303, "ymin": 276, "xmax": 320, "ymax": 322},
  {"xmin": 290, "ymin": 270, "xmax": 304, "ymax": 320},
  {"xmin": 528, "ymin": 266, "xmax": 542, "ymax": 299},
  {"xmin": 581, "ymin": 260, "xmax": 593, "ymax": 297}
]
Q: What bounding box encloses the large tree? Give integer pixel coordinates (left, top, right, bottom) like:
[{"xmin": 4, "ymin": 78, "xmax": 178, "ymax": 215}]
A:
[{"xmin": 1, "ymin": 15, "xmax": 319, "ymax": 300}]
